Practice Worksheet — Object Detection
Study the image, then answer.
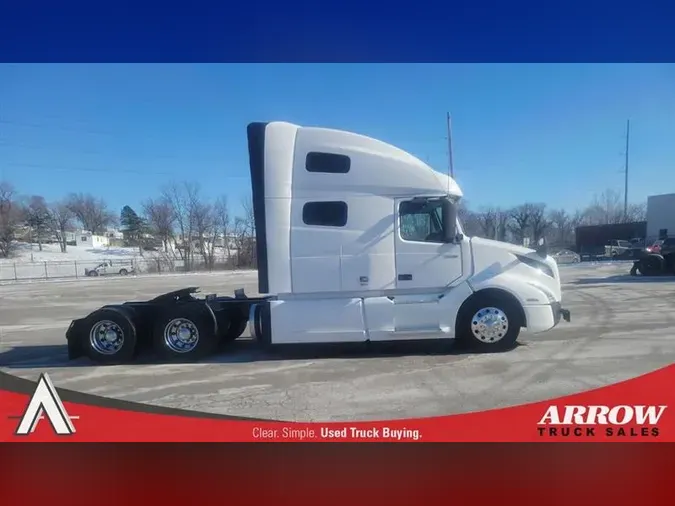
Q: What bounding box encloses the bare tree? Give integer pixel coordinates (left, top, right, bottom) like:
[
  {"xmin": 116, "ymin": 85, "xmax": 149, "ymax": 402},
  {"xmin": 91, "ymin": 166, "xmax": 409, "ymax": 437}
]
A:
[
  {"xmin": 232, "ymin": 196, "xmax": 256, "ymax": 268},
  {"xmin": 213, "ymin": 196, "xmax": 231, "ymax": 259},
  {"xmin": 476, "ymin": 207, "xmax": 497, "ymax": 239},
  {"xmin": 66, "ymin": 193, "xmax": 115, "ymax": 234},
  {"xmin": 0, "ymin": 182, "xmax": 23, "ymax": 258},
  {"xmin": 584, "ymin": 189, "xmax": 625, "ymax": 225},
  {"xmin": 48, "ymin": 201, "xmax": 75, "ymax": 253},
  {"xmin": 161, "ymin": 182, "xmax": 200, "ymax": 269},
  {"xmin": 529, "ymin": 203, "xmax": 549, "ymax": 243},
  {"xmin": 495, "ymin": 208, "xmax": 510, "ymax": 242},
  {"xmin": 626, "ymin": 202, "xmax": 647, "ymax": 222},
  {"xmin": 451, "ymin": 199, "xmax": 477, "ymax": 237},
  {"xmin": 143, "ymin": 197, "xmax": 175, "ymax": 252},
  {"xmin": 508, "ymin": 204, "xmax": 535, "ymax": 245},
  {"xmin": 192, "ymin": 201, "xmax": 219, "ymax": 269},
  {"xmin": 547, "ymin": 209, "xmax": 571, "ymax": 246}
]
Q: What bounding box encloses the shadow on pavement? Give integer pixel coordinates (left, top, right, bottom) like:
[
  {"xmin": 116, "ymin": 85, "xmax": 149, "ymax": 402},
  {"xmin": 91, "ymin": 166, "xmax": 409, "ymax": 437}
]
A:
[
  {"xmin": 0, "ymin": 338, "xmax": 524, "ymax": 369},
  {"xmin": 571, "ymin": 275, "xmax": 675, "ymax": 285}
]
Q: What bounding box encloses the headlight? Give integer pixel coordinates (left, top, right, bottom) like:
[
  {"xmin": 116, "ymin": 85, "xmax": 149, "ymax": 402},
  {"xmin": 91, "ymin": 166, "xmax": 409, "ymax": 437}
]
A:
[{"xmin": 515, "ymin": 254, "xmax": 555, "ymax": 278}]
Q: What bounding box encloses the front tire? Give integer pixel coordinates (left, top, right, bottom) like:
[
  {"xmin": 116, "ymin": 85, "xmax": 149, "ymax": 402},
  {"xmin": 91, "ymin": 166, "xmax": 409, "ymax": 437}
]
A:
[
  {"xmin": 152, "ymin": 303, "xmax": 219, "ymax": 361},
  {"xmin": 80, "ymin": 308, "xmax": 137, "ymax": 364},
  {"xmin": 456, "ymin": 293, "xmax": 522, "ymax": 352}
]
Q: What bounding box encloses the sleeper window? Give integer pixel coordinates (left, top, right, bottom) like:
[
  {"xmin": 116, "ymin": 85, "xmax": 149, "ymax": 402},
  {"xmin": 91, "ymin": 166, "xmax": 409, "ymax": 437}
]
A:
[{"xmin": 302, "ymin": 201, "xmax": 348, "ymax": 227}]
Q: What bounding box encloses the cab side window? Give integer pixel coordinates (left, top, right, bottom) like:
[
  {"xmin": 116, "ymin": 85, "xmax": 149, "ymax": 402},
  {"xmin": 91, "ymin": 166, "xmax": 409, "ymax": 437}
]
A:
[
  {"xmin": 399, "ymin": 200, "xmax": 444, "ymax": 243},
  {"xmin": 302, "ymin": 201, "xmax": 348, "ymax": 227}
]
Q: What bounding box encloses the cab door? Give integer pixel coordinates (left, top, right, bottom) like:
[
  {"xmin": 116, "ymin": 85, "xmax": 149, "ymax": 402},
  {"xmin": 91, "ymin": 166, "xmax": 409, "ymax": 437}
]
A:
[{"xmin": 394, "ymin": 197, "xmax": 463, "ymax": 290}]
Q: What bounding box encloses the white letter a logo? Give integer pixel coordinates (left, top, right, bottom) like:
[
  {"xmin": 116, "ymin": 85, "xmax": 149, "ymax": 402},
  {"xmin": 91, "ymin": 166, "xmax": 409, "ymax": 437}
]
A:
[{"xmin": 15, "ymin": 373, "xmax": 76, "ymax": 436}]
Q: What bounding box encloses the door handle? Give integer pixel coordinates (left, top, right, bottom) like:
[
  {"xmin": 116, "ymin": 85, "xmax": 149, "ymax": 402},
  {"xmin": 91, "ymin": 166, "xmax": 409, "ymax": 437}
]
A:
[{"xmin": 398, "ymin": 274, "xmax": 413, "ymax": 281}]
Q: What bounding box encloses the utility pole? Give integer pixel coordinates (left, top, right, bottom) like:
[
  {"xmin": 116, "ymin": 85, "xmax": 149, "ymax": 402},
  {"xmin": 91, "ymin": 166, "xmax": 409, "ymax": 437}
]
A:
[
  {"xmin": 446, "ymin": 112, "xmax": 454, "ymax": 179},
  {"xmin": 624, "ymin": 119, "xmax": 630, "ymax": 219}
]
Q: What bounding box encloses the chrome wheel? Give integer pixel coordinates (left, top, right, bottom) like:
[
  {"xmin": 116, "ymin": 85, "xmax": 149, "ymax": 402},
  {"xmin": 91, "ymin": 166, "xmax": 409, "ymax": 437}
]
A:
[
  {"xmin": 470, "ymin": 307, "xmax": 509, "ymax": 343},
  {"xmin": 164, "ymin": 318, "xmax": 199, "ymax": 353},
  {"xmin": 89, "ymin": 320, "xmax": 125, "ymax": 355}
]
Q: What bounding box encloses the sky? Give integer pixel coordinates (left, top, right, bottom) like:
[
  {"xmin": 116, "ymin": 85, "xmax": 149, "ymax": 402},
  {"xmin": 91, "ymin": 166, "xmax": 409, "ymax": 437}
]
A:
[{"xmin": 1, "ymin": 63, "xmax": 674, "ymax": 220}]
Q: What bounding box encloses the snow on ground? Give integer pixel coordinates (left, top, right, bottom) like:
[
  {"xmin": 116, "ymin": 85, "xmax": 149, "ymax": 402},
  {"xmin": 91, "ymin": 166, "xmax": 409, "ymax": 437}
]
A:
[
  {"xmin": 1, "ymin": 242, "xmax": 139, "ymax": 264},
  {"xmin": 0, "ymin": 243, "xmax": 139, "ymax": 282},
  {"xmin": 0, "ymin": 242, "xmax": 236, "ymax": 282}
]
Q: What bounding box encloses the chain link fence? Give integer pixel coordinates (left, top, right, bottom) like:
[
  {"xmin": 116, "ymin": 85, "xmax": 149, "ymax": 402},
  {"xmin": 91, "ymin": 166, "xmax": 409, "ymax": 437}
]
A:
[{"xmin": 0, "ymin": 254, "xmax": 256, "ymax": 283}]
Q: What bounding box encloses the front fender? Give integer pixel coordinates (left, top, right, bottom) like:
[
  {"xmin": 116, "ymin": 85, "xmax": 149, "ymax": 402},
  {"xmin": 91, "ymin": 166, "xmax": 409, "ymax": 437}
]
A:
[{"xmin": 467, "ymin": 269, "xmax": 558, "ymax": 308}]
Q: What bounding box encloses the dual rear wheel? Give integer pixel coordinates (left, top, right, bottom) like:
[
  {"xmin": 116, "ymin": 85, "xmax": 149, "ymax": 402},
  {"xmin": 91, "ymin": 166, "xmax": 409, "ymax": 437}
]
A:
[{"xmin": 79, "ymin": 302, "xmax": 248, "ymax": 364}]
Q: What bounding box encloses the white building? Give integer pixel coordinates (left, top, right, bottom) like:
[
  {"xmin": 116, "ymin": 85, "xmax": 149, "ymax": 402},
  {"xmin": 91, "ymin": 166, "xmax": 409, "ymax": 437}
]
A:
[
  {"xmin": 105, "ymin": 228, "xmax": 125, "ymax": 240},
  {"xmin": 646, "ymin": 193, "xmax": 675, "ymax": 240},
  {"xmin": 75, "ymin": 231, "xmax": 110, "ymax": 248}
]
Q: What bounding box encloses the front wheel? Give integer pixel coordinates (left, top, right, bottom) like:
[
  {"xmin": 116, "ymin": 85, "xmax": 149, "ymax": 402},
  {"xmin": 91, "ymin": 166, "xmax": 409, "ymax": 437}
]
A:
[{"xmin": 456, "ymin": 294, "xmax": 522, "ymax": 352}]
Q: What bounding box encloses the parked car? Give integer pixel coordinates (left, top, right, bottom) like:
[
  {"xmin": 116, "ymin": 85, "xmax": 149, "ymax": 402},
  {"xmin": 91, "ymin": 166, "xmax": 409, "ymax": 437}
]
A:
[
  {"xmin": 605, "ymin": 239, "xmax": 633, "ymax": 258},
  {"xmin": 552, "ymin": 249, "xmax": 580, "ymax": 264},
  {"xmin": 85, "ymin": 260, "xmax": 136, "ymax": 277},
  {"xmin": 646, "ymin": 240, "xmax": 664, "ymax": 254},
  {"xmin": 631, "ymin": 237, "xmax": 675, "ymax": 276}
]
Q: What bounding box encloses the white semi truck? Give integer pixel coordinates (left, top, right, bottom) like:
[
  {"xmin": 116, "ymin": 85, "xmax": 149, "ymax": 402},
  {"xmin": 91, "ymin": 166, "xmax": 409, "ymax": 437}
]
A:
[{"xmin": 65, "ymin": 121, "xmax": 570, "ymax": 364}]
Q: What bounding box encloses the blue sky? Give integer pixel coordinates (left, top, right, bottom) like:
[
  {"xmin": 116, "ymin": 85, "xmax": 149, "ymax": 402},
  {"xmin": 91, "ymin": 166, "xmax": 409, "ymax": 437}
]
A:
[{"xmin": 1, "ymin": 63, "xmax": 674, "ymax": 219}]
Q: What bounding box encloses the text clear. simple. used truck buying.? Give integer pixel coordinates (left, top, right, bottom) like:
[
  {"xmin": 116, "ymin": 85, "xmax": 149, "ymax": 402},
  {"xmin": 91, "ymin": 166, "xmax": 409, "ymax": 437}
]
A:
[{"xmin": 65, "ymin": 121, "xmax": 571, "ymax": 364}]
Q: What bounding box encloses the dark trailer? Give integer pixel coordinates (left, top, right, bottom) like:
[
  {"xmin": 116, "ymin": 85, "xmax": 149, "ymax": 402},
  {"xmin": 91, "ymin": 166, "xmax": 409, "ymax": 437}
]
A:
[{"xmin": 575, "ymin": 221, "xmax": 646, "ymax": 258}]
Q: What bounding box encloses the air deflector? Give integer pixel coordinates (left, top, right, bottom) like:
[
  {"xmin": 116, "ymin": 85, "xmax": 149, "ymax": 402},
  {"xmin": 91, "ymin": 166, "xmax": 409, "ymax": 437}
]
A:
[{"xmin": 246, "ymin": 122, "xmax": 269, "ymax": 294}]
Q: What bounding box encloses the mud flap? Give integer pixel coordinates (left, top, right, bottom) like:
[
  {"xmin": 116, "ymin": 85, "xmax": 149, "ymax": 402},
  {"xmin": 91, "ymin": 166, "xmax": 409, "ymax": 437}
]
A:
[{"xmin": 560, "ymin": 309, "xmax": 571, "ymax": 323}]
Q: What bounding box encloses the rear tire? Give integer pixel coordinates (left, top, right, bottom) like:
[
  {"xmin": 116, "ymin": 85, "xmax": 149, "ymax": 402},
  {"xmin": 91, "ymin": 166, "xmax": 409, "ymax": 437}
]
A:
[
  {"xmin": 456, "ymin": 293, "xmax": 522, "ymax": 352},
  {"xmin": 119, "ymin": 269, "xmax": 128, "ymax": 275},
  {"xmin": 217, "ymin": 297, "xmax": 249, "ymax": 343},
  {"xmin": 152, "ymin": 302, "xmax": 219, "ymax": 361},
  {"xmin": 80, "ymin": 308, "xmax": 137, "ymax": 364},
  {"xmin": 642, "ymin": 255, "xmax": 664, "ymax": 276},
  {"xmin": 223, "ymin": 314, "xmax": 248, "ymax": 343}
]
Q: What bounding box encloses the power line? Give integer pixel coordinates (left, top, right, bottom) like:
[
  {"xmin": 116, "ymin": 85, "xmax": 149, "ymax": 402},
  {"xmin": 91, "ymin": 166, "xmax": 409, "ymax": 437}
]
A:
[
  {"xmin": 0, "ymin": 118, "xmax": 116, "ymax": 136},
  {"xmin": 2, "ymin": 161, "xmax": 250, "ymax": 179},
  {"xmin": 0, "ymin": 140, "xmax": 227, "ymax": 163}
]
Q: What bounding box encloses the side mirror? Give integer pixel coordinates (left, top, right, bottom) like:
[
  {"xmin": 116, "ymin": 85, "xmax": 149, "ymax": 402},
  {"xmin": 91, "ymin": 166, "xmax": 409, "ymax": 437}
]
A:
[{"xmin": 442, "ymin": 199, "xmax": 457, "ymax": 243}]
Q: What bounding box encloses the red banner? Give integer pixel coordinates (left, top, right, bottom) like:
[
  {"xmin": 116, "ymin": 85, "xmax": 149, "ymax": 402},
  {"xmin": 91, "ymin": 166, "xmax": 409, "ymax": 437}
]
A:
[{"xmin": 1, "ymin": 364, "xmax": 673, "ymax": 442}]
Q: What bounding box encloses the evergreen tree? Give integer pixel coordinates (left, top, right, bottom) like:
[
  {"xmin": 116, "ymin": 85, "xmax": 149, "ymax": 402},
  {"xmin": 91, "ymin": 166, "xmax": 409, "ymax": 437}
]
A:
[{"xmin": 120, "ymin": 205, "xmax": 145, "ymax": 248}]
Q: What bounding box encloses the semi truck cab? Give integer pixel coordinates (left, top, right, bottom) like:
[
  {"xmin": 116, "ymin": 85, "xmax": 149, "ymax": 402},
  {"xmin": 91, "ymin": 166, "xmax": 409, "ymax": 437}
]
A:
[
  {"xmin": 65, "ymin": 120, "xmax": 570, "ymax": 364},
  {"xmin": 247, "ymin": 121, "xmax": 570, "ymax": 351}
]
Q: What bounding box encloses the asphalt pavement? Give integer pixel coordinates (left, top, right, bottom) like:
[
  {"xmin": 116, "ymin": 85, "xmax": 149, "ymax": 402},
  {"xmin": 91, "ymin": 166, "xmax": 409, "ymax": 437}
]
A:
[{"xmin": 1, "ymin": 262, "xmax": 673, "ymax": 422}]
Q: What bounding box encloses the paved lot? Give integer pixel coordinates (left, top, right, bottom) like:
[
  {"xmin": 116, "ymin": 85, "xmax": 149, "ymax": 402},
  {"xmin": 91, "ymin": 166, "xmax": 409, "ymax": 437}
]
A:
[{"xmin": 1, "ymin": 263, "xmax": 674, "ymax": 422}]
